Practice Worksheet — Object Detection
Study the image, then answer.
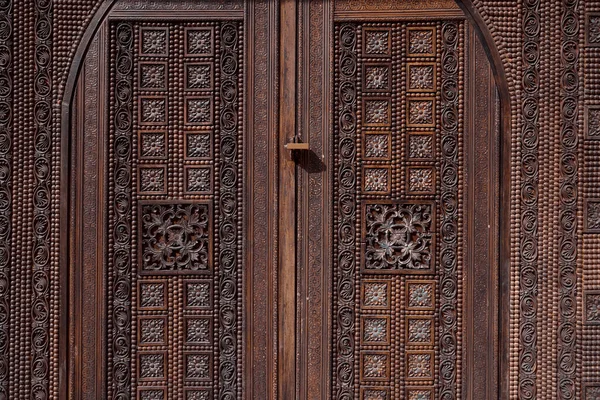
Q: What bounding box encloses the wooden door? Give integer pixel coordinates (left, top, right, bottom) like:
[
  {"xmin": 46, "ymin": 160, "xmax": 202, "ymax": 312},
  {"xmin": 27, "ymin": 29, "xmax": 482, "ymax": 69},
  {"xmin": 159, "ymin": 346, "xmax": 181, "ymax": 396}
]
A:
[{"xmin": 67, "ymin": 1, "xmax": 503, "ymax": 399}]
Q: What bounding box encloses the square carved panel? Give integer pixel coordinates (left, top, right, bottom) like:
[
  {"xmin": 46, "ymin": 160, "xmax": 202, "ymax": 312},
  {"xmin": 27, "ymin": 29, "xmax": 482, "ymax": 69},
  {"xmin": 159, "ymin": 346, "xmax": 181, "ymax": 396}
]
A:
[
  {"xmin": 407, "ymin": 98, "xmax": 435, "ymax": 127},
  {"xmin": 139, "ymin": 202, "xmax": 211, "ymax": 274},
  {"xmin": 406, "ymin": 351, "xmax": 434, "ymax": 381},
  {"xmin": 138, "ymin": 280, "xmax": 168, "ymax": 311},
  {"xmin": 139, "ymin": 316, "xmax": 167, "ymax": 346},
  {"xmin": 363, "ymin": 132, "xmax": 391, "ymax": 160},
  {"xmin": 361, "ymin": 316, "xmax": 390, "ymax": 345},
  {"xmin": 185, "ymin": 63, "xmax": 213, "ymax": 91},
  {"xmin": 139, "ymin": 62, "xmax": 168, "ymax": 90},
  {"xmin": 406, "ymin": 316, "xmax": 434, "ymax": 346},
  {"xmin": 406, "ymin": 387, "xmax": 434, "ymax": 400},
  {"xmin": 587, "ymin": 14, "xmax": 600, "ymax": 46},
  {"xmin": 184, "ymin": 388, "xmax": 212, "ymax": 400},
  {"xmin": 138, "ymin": 165, "xmax": 167, "ymax": 195},
  {"xmin": 139, "ymin": 131, "xmax": 167, "ymax": 160},
  {"xmin": 585, "ymin": 105, "xmax": 600, "ymax": 139},
  {"xmin": 584, "ymin": 384, "xmax": 600, "ymax": 400},
  {"xmin": 140, "ymin": 27, "xmax": 169, "ymax": 56},
  {"xmin": 407, "ymin": 166, "xmax": 436, "ymax": 194},
  {"xmin": 185, "ymin": 27, "xmax": 214, "ymax": 56},
  {"xmin": 361, "ymin": 387, "xmax": 390, "ymax": 400},
  {"xmin": 408, "ymin": 132, "xmax": 435, "ymax": 160},
  {"xmin": 184, "ymin": 279, "xmax": 212, "ymax": 310},
  {"xmin": 185, "ymin": 131, "xmax": 212, "ymax": 160},
  {"xmin": 138, "ymin": 387, "xmax": 167, "ymax": 400},
  {"xmin": 363, "ymin": 202, "xmax": 435, "ymax": 273},
  {"xmin": 185, "ymin": 166, "xmax": 213, "ymax": 194},
  {"xmin": 360, "ymin": 351, "xmax": 390, "ymax": 382},
  {"xmin": 139, "ymin": 96, "xmax": 168, "ymax": 125},
  {"xmin": 584, "ymin": 199, "xmax": 600, "ymax": 233},
  {"xmin": 363, "ymin": 28, "xmax": 392, "ymax": 57},
  {"xmin": 585, "ymin": 291, "xmax": 600, "ymax": 325},
  {"xmin": 185, "ymin": 97, "xmax": 213, "ymax": 125},
  {"xmin": 184, "ymin": 316, "xmax": 213, "ymax": 345},
  {"xmin": 363, "ymin": 63, "xmax": 391, "ymax": 92},
  {"xmin": 363, "ymin": 166, "xmax": 391, "ymax": 194},
  {"xmin": 406, "ymin": 280, "xmax": 436, "ymax": 310},
  {"xmin": 138, "ymin": 352, "xmax": 167, "ymax": 381},
  {"xmin": 363, "ymin": 98, "xmax": 391, "ymax": 127},
  {"xmin": 361, "ymin": 280, "xmax": 391, "ymax": 310},
  {"xmin": 407, "ymin": 27, "xmax": 436, "ymax": 57},
  {"xmin": 407, "ymin": 63, "xmax": 436, "ymax": 92},
  {"xmin": 184, "ymin": 352, "xmax": 212, "ymax": 382}
]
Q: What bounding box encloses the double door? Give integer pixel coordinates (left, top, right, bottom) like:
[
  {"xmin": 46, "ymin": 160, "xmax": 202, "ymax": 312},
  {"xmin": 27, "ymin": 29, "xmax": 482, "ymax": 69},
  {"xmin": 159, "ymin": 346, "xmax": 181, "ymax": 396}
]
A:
[{"xmin": 68, "ymin": 0, "xmax": 502, "ymax": 398}]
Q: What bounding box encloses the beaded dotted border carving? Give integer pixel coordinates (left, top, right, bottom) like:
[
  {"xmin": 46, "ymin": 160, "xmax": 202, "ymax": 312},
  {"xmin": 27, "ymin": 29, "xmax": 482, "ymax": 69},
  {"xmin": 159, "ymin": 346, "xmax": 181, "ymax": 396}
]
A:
[
  {"xmin": 108, "ymin": 20, "xmax": 243, "ymax": 399},
  {"xmin": 333, "ymin": 21, "xmax": 463, "ymax": 400}
]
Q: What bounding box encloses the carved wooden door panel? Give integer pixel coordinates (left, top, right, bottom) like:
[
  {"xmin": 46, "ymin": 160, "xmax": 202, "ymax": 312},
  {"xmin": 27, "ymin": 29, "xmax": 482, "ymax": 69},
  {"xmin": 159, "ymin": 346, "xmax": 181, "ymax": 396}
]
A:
[{"xmin": 69, "ymin": 1, "xmax": 500, "ymax": 399}]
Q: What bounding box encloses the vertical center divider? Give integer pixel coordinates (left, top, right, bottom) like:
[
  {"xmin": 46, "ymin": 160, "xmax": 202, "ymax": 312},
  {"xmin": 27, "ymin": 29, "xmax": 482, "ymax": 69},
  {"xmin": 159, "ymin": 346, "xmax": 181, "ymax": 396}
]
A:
[{"xmin": 278, "ymin": 0, "xmax": 298, "ymax": 399}]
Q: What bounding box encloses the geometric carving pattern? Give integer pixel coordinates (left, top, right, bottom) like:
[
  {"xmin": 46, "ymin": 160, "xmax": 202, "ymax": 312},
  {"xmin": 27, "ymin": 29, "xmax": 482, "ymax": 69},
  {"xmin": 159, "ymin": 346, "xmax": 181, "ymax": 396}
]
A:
[
  {"xmin": 406, "ymin": 387, "xmax": 433, "ymax": 400},
  {"xmin": 364, "ymin": 202, "xmax": 434, "ymax": 271},
  {"xmin": 140, "ymin": 97, "xmax": 167, "ymax": 124},
  {"xmin": 139, "ymin": 388, "xmax": 166, "ymax": 400},
  {"xmin": 407, "ymin": 281, "xmax": 435, "ymax": 310},
  {"xmin": 185, "ymin": 389, "xmax": 211, "ymax": 400},
  {"xmin": 586, "ymin": 106, "xmax": 600, "ymax": 139},
  {"xmin": 362, "ymin": 388, "xmax": 390, "ymax": 400},
  {"xmin": 141, "ymin": 28, "xmax": 168, "ymax": 56},
  {"xmin": 407, "ymin": 28, "xmax": 435, "ymax": 56},
  {"xmin": 140, "ymin": 202, "xmax": 210, "ymax": 273}
]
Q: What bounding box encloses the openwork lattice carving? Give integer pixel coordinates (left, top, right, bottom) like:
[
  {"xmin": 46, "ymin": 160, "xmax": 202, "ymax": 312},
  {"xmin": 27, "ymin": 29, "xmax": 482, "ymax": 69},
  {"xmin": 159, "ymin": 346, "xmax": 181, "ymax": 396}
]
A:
[
  {"xmin": 140, "ymin": 202, "xmax": 211, "ymax": 273},
  {"xmin": 363, "ymin": 202, "xmax": 434, "ymax": 272}
]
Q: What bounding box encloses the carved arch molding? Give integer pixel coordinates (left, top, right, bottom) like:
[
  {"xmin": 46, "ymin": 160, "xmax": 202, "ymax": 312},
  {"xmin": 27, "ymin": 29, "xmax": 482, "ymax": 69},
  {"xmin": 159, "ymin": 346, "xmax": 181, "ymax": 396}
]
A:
[{"xmin": 0, "ymin": 0, "xmax": 598, "ymax": 399}]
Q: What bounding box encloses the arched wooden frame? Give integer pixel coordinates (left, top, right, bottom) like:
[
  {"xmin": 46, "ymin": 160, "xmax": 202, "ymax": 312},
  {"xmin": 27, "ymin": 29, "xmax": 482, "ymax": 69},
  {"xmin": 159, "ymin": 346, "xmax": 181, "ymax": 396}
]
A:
[{"xmin": 58, "ymin": 0, "xmax": 512, "ymax": 398}]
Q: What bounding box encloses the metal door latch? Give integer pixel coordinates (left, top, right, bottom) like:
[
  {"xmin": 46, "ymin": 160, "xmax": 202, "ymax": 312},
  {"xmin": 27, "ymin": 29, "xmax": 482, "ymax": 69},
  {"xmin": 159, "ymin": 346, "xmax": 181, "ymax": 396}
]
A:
[{"xmin": 284, "ymin": 135, "xmax": 310, "ymax": 151}]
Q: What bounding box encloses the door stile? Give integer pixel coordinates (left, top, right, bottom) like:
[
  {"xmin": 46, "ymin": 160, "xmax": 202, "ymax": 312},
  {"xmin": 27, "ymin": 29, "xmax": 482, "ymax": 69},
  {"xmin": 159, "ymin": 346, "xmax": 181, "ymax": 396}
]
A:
[{"xmin": 278, "ymin": 0, "xmax": 299, "ymax": 398}]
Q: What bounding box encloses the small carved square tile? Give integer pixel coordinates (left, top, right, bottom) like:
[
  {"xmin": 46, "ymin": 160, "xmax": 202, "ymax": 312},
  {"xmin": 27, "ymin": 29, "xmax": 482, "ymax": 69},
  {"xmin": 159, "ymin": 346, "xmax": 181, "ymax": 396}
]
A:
[
  {"xmin": 139, "ymin": 62, "xmax": 167, "ymax": 90},
  {"xmin": 407, "ymin": 98, "xmax": 435, "ymax": 127},
  {"xmin": 584, "ymin": 384, "xmax": 600, "ymax": 400},
  {"xmin": 586, "ymin": 106, "xmax": 600, "ymax": 139},
  {"xmin": 138, "ymin": 387, "xmax": 166, "ymax": 400},
  {"xmin": 185, "ymin": 132, "xmax": 212, "ymax": 160},
  {"xmin": 140, "ymin": 27, "xmax": 168, "ymax": 56},
  {"xmin": 138, "ymin": 352, "xmax": 166, "ymax": 381},
  {"xmin": 363, "ymin": 29, "xmax": 391, "ymax": 57},
  {"xmin": 185, "ymin": 316, "xmax": 212, "ymax": 345},
  {"xmin": 361, "ymin": 352, "xmax": 390, "ymax": 381},
  {"xmin": 185, "ymin": 97, "xmax": 213, "ymax": 125},
  {"xmin": 585, "ymin": 199, "xmax": 600, "ymax": 232},
  {"xmin": 184, "ymin": 280, "xmax": 212, "ymax": 309},
  {"xmin": 184, "ymin": 353, "xmax": 212, "ymax": 381},
  {"xmin": 185, "ymin": 166, "xmax": 212, "ymax": 194},
  {"xmin": 408, "ymin": 63, "xmax": 436, "ymax": 92},
  {"xmin": 408, "ymin": 167, "xmax": 435, "ymax": 194},
  {"xmin": 362, "ymin": 280, "xmax": 390, "ymax": 309},
  {"xmin": 184, "ymin": 388, "xmax": 212, "ymax": 400},
  {"xmin": 406, "ymin": 281, "xmax": 435, "ymax": 310},
  {"xmin": 139, "ymin": 166, "xmax": 167, "ymax": 194},
  {"xmin": 406, "ymin": 316, "xmax": 434, "ymax": 345},
  {"xmin": 408, "ymin": 133, "xmax": 434, "ymax": 159},
  {"xmin": 139, "ymin": 131, "xmax": 167, "ymax": 159},
  {"xmin": 139, "ymin": 281, "xmax": 167, "ymax": 310},
  {"xmin": 185, "ymin": 27, "xmax": 214, "ymax": 56},
  {"xmin": 588, "ymin": 15, "xmax": 600, "ymax": 46},
  {"xmin": 185, "ymin": 63, "xmax": 213, "ymax": 90},
  {"xmin": 139, "ymin": 317, "xmax": 167, "ymax": 345},
  {"xmin": 406, "ymin": 387, "xmax": 433, "ymax": 400},
  {"xmin": 363, "ymin": 98, "xmax": 391, "ymax": 127},
  {"xmin": 362, "ymin": 316, "xmax": 390, "ymax": 344},
  {"xmin": 363, "ymin": 133, "xmax": 390, "ymax": 160},
  {"xmin": 363, "ymin": 167, "xmax": 390, "ymax": 194},
  {"xmin": 364, "ymin": 64, "xmax": 391, "ymax": 92},
  {"xmin": 407, "ymin": 27, "xmax": 436, "ymax": 56},
  {"xmin": 361, "ymin": 387, "xmax": 390, "ymax": 400},
  {"xmin": 140, "ymin": 97, "xmax": 167, "ymax": 125},
  {"xmin": 585, "ymin": 292, "xmax": 600, "ymax": 325},
  {"xmin": 406, "ymin": 351, "xmax": 434, "ymax": 381}
]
